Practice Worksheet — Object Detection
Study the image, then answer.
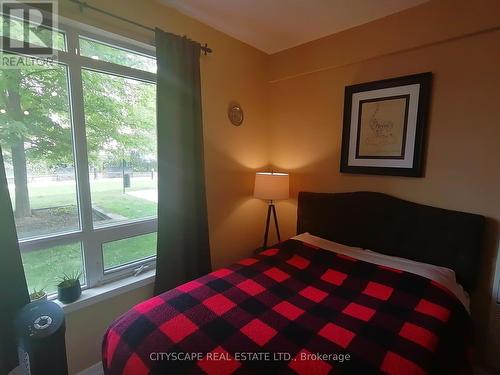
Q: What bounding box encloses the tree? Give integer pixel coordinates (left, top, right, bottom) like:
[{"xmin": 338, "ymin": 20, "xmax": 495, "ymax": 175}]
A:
[
  {"xmin": 82, "ymin": 69, "xmax": 156, "ymax": 170},
  {"xmin": 0, "ymin": 62, "xmax": 72, "ymax": 217},
  {"xmin": 0, "ymin": 45, "xmax": 156, "ymax": 218}
]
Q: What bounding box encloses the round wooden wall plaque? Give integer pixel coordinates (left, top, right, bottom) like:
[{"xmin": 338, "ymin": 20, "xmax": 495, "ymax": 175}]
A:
[{"xmin": 228, "ymin": 103, "xmax": 244, "ymax": 126}]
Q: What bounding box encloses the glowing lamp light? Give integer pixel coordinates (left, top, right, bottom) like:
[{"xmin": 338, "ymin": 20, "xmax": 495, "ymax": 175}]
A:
[
  {"xmin": 253, "ymin": 172, "xmax": 289, "ymax": 249},
  {"xmin": 253, "ymin": 172, "xmax": 289, "ymax": 201}
]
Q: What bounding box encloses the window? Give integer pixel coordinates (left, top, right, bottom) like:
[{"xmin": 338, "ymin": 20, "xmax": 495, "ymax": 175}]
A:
[
  {"xmin": 0, "ymin": 15, "xmax": 67, "ymax": 52},
  {"xmin": 103, "ymin": 233, "xmax": 157, "ymax": 271},
  {"xmin": 82, "ymin": 70, "xmax": 157, "ymax": 226},
  {"xmin": 21, "ymin": 243, "xmax": 85, "ymax": 294},
  {"xmin": 79, "ymin": 37, "xmax": 156, "ymax": 73},
  {"xmin": 0, "ymin": 19, "xmax": 157, "ymax": 295}
]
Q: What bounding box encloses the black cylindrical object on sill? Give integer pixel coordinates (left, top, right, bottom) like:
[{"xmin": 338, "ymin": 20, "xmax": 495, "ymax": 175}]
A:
[{"xmin": 15, "ymin": 300, "xmax": 68, "ymax": 375}]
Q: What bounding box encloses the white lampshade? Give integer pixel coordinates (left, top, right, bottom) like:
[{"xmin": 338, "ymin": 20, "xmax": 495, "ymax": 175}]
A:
[{"xmin": 254, "ymin": 172, "xmax": 289, "ymax": 201}]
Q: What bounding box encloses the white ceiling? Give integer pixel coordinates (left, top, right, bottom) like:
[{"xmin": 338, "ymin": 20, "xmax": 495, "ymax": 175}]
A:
[{"xmin": 161, "ymin": 0, "xmax": 429, "ymax": 54}]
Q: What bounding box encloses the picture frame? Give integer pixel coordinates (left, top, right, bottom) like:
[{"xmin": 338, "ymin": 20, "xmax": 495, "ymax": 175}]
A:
[{"xmin": 340, "ymin": 72, "xmax": 432, "ymax": 177}]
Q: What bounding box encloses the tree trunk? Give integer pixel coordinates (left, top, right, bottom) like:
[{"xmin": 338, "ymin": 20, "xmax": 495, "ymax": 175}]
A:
[
  {"xmin": 11, "ymin": 138, "xmax": 30, "ymax": 218},
  {"xmin": 5, "ymin": 71, "xmax": 31, "ymax": 218}
]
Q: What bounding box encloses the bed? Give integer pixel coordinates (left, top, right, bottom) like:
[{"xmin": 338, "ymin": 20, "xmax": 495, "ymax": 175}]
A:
[{"xmin": 102, "ymin": 191, "xmax": 485, "ymax": 375}]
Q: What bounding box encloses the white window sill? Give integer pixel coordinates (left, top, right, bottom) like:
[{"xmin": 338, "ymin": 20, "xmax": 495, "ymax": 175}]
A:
[{"xmin": 53, "ymin": 270, "xmax": 155, "ymax": 314}]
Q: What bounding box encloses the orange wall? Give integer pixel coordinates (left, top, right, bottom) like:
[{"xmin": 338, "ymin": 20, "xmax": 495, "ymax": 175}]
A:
[
  {"xmin": 269, "ymin": 0, "xmax": 500, "ymax": 82},
  {"xmin": 268, "ymin": 0, "xmax": 500, "ymax": 368}
]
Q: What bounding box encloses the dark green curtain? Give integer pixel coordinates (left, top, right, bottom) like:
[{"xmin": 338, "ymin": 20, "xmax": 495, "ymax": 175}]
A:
[
  {"xmin": 154, "ymin": 29, "xmax": 211, "ymax": 294},
  {"xmin": 0, "ymin": 146, "xmax": 29, "ymax": 374}
]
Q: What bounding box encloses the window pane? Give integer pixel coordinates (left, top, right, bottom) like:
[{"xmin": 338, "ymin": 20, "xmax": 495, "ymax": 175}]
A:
[
  {"xmin": 0, "ymin": 57, "xmax": 79, "ymax": 239},
  {"xmin": 0, "ymin": 15, "xmax": 67, "ymax": 51},
  {"xmin": 79, "ymin": 37, "xmax": 155, "ymax": 73},
  {"xmin": 82, "ymin": 69, "xmax": 157, "ymax": 227},
  {"xmin": 103, "ymin": 232, "xmax": 156, "ymax": 270},
  {"xmin": 21, "ymin": 242, "xmax": 85, "ymax": 294}
]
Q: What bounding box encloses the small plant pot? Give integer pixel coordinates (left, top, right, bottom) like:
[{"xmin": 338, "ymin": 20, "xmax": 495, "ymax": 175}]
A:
[{"xmin": 57, "ymin": 280, "xmax": 82, "ymax": 304}]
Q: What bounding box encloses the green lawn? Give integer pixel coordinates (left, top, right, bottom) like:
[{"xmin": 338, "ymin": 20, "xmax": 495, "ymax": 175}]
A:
[
  {"xmin": 103, "ymin": 232, "xmax": 156, "ymax": 269},
  {"xmin": 22, "ymin": 243, "xmax": 86, "ymax": 294},
  {"xmin": 15, "ymin": 177, "xmax": 158, "ymax": 295},
  {"xmin": 23, "ymin": 177, "xmax": 157, "ymax": 210},
  {"xmin": 93, "ymin": 191, "xmax": 157, "ymax": 220}
]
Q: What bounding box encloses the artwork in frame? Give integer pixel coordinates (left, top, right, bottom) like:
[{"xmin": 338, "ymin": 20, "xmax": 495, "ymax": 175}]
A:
[{"xmin": 340, "ymin": 72, "xmax": 432, "ymax": 177}]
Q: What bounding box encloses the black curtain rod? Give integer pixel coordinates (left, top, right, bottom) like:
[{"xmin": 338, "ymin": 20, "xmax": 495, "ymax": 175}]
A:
[{"xmin": 68, "ymin": 0, "xmax": 213, "ymax": 54}]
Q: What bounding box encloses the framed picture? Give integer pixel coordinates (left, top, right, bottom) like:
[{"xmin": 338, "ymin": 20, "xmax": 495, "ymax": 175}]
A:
[{"xmin": 340, "ymin": 72, "xmax": 432, "ymax": 177}]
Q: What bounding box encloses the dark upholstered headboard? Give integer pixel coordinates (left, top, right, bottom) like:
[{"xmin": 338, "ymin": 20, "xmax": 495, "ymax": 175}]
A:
[{"xmin": 297, "ymin": 192, "xmax": 485, "ymax": 291}]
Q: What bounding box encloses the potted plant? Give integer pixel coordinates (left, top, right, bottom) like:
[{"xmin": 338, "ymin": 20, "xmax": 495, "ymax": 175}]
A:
[
  {"xmin": 57, "ymin": 271, "xmax": 82, "ymax": 304},
  {"xmin": 29, "ymin": 288, "xmax": 47, "ymax": 303}
]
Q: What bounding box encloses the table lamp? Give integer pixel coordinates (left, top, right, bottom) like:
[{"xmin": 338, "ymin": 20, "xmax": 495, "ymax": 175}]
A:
[{"xmin": 254, "ymin": 172, "xmax": 289, "ymax": 249}]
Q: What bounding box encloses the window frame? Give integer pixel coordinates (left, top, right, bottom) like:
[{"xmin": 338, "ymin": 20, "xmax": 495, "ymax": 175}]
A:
[{"xmin": 7, "ymin": 16, "xmax": 158, "ymax": 292}]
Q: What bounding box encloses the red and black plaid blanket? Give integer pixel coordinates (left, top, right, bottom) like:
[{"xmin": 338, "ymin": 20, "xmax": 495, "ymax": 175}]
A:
[{"xmin": 102, "ymin": 239, "xmax": 472, "ymax": 375}]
